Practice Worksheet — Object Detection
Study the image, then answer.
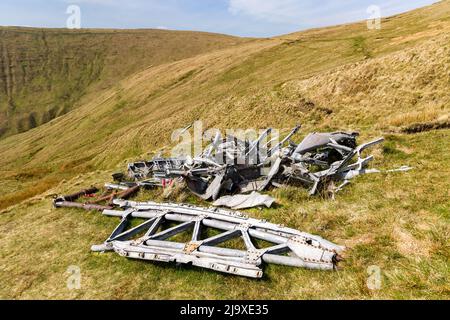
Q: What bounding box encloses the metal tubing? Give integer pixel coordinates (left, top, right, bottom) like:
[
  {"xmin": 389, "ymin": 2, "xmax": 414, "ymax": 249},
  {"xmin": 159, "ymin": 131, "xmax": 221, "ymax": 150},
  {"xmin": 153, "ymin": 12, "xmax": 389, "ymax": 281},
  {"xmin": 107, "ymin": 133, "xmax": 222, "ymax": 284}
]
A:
[
  {"xmin": 113, "ymin": 239, "xmax": 332, "ymax": 269},
  {"xmin": 105, "ymin": 183, "xmax": 130, "ymax": 191},
  {"xmin": 61, "ymin": 187, "xmax": 99, "ymax": 202},
  {"xmin": 54, "ymin": 201, "xmax": 111, "ymax": 211},
  {"xmin": 117, "ymin": 185, "xmax": 140, "ymax": 200},
  {"xmin": 262, "ymin": 254, "xmax": 333, "ymax": 270}
]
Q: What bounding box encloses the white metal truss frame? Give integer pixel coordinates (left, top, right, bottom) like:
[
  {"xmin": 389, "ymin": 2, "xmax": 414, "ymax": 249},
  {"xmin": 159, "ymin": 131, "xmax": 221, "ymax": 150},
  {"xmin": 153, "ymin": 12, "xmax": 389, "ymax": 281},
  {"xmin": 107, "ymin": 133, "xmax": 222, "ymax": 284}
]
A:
[{"xmin": 92, "ymin": 200, "xmax": 344, "ymax": 278}]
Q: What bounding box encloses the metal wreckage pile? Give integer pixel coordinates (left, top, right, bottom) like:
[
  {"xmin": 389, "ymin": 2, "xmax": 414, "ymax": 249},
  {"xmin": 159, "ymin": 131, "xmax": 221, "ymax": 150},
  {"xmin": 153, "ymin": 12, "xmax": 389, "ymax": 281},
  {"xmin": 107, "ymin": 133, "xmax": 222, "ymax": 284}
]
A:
[{"xmin": 54, "ymin": 125, "xmax": 408, "ymax": 278}]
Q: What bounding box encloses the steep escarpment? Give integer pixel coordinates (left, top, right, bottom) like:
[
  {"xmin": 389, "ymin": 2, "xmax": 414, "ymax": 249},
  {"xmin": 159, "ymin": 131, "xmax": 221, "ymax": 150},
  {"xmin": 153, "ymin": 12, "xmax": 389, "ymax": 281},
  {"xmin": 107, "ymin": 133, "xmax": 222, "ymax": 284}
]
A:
[{"xmin": 0, "ymin": 28, "xmax": 249, "ymax": 137}]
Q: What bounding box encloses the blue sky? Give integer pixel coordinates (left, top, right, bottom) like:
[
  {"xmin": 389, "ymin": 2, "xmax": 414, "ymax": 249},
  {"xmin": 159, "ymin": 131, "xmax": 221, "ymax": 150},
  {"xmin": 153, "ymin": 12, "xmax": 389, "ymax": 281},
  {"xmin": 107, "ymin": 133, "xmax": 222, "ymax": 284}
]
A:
[{"xmin": 0, "ymin": 0, "xmax": 439, "ymax": 37}]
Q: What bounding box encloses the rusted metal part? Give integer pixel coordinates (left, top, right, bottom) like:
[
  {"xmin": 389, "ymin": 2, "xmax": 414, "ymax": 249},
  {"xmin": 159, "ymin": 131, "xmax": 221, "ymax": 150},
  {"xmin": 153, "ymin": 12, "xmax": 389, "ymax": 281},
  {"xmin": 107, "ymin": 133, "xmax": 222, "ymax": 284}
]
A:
[
  {"xmin": 117, "ymin": 185, "xmax": 140, "ymax": 200},
  {"xmin": 58, "ymin": 187, "xmax": 99, "ymax": 202},
  {"xmin": 88, "ymin": 191, "xmax": 118, "ymax": 205},
  {"xmin": 55, "ymin": 184, "xmax": 139, "ymax": 211},
  {"xmin": 53, "ymin": 200, "xmax": 112, "ymax": 211}
]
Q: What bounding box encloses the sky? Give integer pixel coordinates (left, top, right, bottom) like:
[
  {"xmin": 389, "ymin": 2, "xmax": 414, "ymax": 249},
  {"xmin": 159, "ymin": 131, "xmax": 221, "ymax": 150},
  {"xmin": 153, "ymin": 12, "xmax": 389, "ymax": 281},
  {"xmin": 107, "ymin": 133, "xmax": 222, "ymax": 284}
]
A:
[{"xmin": 0, "ymin": 0, "xmax": 439, "ymax": 37}]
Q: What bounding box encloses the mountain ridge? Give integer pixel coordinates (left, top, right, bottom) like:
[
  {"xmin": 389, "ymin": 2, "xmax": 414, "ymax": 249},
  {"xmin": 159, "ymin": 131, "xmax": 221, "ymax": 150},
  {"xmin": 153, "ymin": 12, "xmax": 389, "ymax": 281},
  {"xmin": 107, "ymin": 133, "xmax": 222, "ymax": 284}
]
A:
[{"xmin": 0, "ymin": 27, "xmax": 251, "ymax": 138}]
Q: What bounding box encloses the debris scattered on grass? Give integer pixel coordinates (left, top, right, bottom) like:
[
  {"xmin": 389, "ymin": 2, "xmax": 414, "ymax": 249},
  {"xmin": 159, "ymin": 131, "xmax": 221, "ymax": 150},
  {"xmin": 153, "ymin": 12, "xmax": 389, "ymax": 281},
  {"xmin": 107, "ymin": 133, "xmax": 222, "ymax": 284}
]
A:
[
  {"xmin": 53, "ymin": 124, "xmax": 413, "ymax": 277},
  {"xmin": 126, "ymin": 126, "xmax": 389, "ymax": 201}
]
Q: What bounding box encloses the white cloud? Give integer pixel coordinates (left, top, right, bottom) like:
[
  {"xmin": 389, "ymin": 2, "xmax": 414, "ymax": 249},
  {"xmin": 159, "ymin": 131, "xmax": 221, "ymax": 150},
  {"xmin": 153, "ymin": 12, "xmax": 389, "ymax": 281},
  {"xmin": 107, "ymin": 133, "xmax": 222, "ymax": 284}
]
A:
[
  {"xmin": 228, "ymin": 0, "xmax": 306, "ymax": 24},
  {"xmin": 62, "ymin": 0, "xmax": 120, "ymax": 4},
  {"xmin": 227, "ymin": 0, "xmax": 439, "ymax": 28}
]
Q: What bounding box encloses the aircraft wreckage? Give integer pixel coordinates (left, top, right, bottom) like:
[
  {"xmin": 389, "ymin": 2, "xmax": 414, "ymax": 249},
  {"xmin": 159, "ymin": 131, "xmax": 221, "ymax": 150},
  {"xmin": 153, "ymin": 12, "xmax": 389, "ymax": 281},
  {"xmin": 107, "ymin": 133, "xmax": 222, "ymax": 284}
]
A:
[
  {"xmin": 54, "ymin": 125, "xmax": 411, "ymax": 278},
  {"xmin": 125, "ymin": 126, "xmax": 389, "ymax": 200}
]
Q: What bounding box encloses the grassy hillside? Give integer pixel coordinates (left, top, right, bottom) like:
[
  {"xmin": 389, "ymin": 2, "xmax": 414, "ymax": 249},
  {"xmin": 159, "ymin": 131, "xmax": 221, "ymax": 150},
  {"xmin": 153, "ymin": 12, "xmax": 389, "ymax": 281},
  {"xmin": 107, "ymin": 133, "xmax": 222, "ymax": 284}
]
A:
[
  {"xmin": 0, "ymin": 28, "xmax": 249, "ymax": 137},
  {"xmin": 0, "ymin": 1, "xmax": 448, "ymax": 299}
]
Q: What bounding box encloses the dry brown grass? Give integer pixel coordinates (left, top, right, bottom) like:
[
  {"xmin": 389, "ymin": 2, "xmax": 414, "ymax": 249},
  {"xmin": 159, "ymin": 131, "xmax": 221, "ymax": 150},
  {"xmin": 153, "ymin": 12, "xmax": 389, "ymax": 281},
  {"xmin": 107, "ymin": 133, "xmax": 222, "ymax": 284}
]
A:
[{"xmin": 387, "ymin": 110, "xmax": 441, "ymax": 127}]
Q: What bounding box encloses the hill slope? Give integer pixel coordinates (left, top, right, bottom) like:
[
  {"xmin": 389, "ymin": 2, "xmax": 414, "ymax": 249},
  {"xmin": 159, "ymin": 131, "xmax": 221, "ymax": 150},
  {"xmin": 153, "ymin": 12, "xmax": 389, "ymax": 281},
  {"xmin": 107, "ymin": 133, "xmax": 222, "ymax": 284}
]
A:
[
  {"xmin": 0, "ymin": 1, "xmax": 448, "ymax": 299},
  {"xmin": 0, "ymin": 28, "xmax": 249, "ymax": 137}
]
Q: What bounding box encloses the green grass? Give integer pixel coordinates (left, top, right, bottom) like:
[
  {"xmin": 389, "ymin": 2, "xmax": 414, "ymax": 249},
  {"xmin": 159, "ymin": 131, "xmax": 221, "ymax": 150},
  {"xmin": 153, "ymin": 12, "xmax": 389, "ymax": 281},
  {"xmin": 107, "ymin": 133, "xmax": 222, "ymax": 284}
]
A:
[
  {"xmin": 352, "ymin": 36, "xmax": 373, "ymax": 58},
  {"xmin": 0, "ymin": 0, "xmax": 449, "ymax": 300},
  {"xmin": 0, "ymin": 130, "xmax": 448, "ymax": 299}
]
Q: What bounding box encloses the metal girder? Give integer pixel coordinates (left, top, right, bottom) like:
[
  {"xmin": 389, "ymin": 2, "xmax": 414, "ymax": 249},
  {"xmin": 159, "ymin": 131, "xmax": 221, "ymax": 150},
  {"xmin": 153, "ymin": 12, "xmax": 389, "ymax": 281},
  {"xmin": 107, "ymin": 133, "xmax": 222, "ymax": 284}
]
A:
[{"xmin": 93, "ymin": 201, "xmax": 344, "ymax": 278}]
